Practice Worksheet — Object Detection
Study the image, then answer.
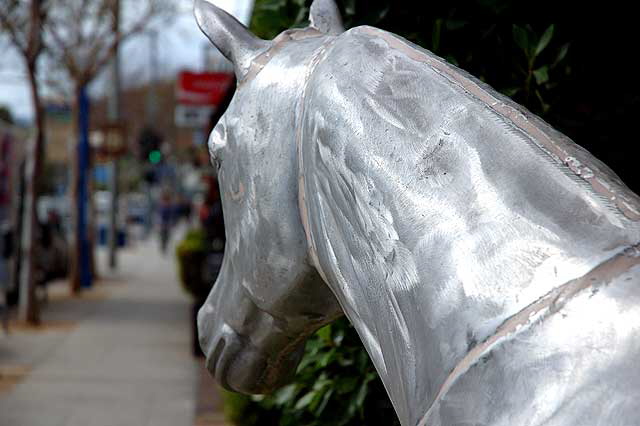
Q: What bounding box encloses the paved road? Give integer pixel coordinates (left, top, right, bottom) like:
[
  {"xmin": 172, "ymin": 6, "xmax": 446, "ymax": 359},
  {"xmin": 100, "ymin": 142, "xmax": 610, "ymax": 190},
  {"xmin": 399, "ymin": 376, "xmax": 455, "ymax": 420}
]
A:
[{"xmin": 0, "ymin": 234, "xmax": 200, "ymax": 426}]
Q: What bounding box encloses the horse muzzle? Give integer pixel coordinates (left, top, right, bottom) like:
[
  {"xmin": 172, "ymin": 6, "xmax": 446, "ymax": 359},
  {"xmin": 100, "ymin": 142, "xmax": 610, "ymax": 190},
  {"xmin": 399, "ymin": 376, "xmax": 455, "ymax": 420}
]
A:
[{"xmin": 197, "ymin": 301, "xmax": 302, "ymax": 394}]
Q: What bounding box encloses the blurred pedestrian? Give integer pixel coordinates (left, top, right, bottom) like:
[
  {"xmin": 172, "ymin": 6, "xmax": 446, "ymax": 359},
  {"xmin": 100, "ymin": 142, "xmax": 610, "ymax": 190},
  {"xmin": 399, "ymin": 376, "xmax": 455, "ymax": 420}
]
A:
[{"xmin": 158, "ymin": 190, "xmax": 173, "ymax": 254}]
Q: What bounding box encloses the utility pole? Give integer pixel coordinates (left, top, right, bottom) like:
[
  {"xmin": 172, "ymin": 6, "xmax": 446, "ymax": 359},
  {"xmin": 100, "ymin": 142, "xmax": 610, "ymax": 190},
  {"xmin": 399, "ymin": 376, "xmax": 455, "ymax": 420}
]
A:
[
  {"xmin": 107, "ymin": 0, "xmax": 120, "ymax": 270},
  {"xmin": 70, "ymin": 84, "xmax": 92, "ymax": 292},
  {"xmin": 146, "ymin": 30, "xmax": 158, "ymax": 124},
  {"xmin": 142, "ymin": 29, "xmax": 159, "ymax": 237}
]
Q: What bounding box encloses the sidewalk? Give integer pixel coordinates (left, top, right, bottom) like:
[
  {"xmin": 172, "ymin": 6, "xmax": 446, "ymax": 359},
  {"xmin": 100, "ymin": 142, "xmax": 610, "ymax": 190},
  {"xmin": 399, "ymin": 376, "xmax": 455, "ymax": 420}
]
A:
[{"xmin": 0, "ymin": 233, "xmax": 223, "ymax": 426}]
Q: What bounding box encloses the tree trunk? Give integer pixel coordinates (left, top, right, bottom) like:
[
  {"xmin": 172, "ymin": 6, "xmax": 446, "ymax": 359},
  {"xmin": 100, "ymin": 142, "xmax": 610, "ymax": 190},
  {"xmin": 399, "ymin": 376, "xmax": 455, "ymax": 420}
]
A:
[{"xmin": 18, "ymin": 62, "xmax": 44, "ymax": 324}]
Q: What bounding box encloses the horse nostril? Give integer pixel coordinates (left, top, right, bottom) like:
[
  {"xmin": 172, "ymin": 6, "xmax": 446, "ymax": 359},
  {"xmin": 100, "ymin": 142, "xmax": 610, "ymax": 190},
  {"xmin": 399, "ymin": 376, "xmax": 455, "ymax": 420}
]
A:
[{"xmin": 206, "ymin": 335, "xmax": 227, "ymax": 380}]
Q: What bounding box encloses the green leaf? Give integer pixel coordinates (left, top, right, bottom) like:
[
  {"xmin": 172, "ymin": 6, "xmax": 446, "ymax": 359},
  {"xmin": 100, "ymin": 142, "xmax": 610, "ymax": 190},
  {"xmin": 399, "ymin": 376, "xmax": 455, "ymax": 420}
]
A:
[
  {"xmin": 336, "ymin": 377, "xmax": 359, "ymax": 394},
  {"xmin": 533, "ymin": 66, "xmax": 549, "ymax": 85},
  {"xmin": 502, "ymin": 87, "xmax": 521, "ymax": 97},
  {"xmin": 535, "ymin": 24, "xmax": 554, "ymax": 56},
  {"xmin": 432, "ymin": 19, "xmax": 443, "ymax": 52},
  {"xmin": 535, "ymin": 89, "xmax": 550, "ymax": 114},
  {"xmin": 356, "ymin": 349, "xmax": 370, "ymax": 372},
  {"xmin": 273, "ymin": 384, "xmax": 298, "ymax": 406},
  {"xmin": 309, "ymin": 387, "xmax": 329, "ymax": 413},
  {"xmin": 293, "ymin": 6, "xmax": 309, "ymax": 26},
  {"xmin": 445, "ymin": 55, "xmax": 459, "ymax": 66},
  {"xmin": 316, "ymin": 324, "xmax": 332, "ymax": 343},
  {"xmin": 296, "ymin": 355, "xmax": 312, "ymax": 373},
  {"xmin": 294, "ymin": 390, "xmax": 317, "ymax": 410},
  {"xmin": 258, "ymin": 0, "xmax": 285, "ymax": 12},
  {"xmin": 445, "ymin": 19, "xmax": 467, "ymax": 30},
  {"xmin": 344, "ymin": 0, "xmax": 356, "ymax": 15},
  {"xmin": 337, "ymin": 353, "xmax": 354, "ymax": 367},
  {"xmin": 305, "ymin": 338, "xmax": 323, "ymax": 354},
  {"xmin": 365, "ymin": 371, "xmax": 379, "ymax": 382},
  {"xmin": 354, "ymin": 380, "xmax": 369, "ymax": 408},
  {"xmin": 250, "ymin": 394, "xmax": 265, "ymax": 402},
  {"xmin": 375, "ymin": 6, "xmax": 390, "ymax": 23},
  {"xmin": 552, "ymin": 42, "xmax": 570, "ymax": 67},
  {"xmin": 319, "ymin": 348, "xmax": 337, "ymax": 367},
  {"xmin": 312, "ymin": 376, "xmax": 330, "ymax": 391},
  {"xmin": 314, "ymin": 388, "xmax": 334, "ymax": 417},
  {"xmin": 512, "ymin": 25, "xmax": 530, "ymax": 53}
]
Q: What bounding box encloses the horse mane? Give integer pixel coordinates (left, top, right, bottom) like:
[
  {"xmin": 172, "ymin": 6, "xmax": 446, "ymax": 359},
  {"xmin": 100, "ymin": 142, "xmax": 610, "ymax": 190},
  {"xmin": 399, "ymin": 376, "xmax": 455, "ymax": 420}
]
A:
[{"xmin": 331, "ymin": 26, "xmax": 640, "ymax": 224}]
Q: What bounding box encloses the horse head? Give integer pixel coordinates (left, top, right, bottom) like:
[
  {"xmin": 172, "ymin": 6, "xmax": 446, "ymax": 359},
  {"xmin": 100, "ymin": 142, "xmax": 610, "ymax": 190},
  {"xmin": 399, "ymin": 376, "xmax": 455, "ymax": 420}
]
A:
[{"xmin": 194, "ymin": 0, "xmax": 344, "ymax": 394}]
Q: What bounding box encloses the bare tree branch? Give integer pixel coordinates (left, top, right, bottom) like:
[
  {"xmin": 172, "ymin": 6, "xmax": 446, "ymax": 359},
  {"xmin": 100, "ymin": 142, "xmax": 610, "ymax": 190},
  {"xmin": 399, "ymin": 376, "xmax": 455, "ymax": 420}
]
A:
[
  {"xmin": 45, "ymin": 18, "xmax": 81, "ymax": 79},
  {"xmin": 44, "ymin": 0, "xmax": 174, "ymax": 87},
  {"xmin": 0, "ymin": 2, "xmax": 28, "ymax": 55},
  {"xmin": 87, "ymin": 2, "xmax": 157, "ymax": 81}
]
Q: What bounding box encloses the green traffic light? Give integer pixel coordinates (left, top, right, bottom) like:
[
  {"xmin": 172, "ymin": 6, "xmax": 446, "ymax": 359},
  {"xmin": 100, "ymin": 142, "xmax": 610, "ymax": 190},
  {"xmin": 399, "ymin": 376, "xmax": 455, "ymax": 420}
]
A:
[{"xmin": 149, "ymin": 150, "xmax": 161, "ymax": 164}]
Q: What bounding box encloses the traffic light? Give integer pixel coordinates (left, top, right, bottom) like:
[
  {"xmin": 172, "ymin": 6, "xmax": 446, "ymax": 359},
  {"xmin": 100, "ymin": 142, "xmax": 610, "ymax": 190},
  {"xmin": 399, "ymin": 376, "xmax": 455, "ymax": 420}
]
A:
[
  {"xmin": 143, "ymin": 166, "xmax": 157, "ymax": 184},
  {"xmin": 149, "ymin": 149, "xmax": 162, "ymax": 164},
  {"xmin": 137, "ymin": 127, "xmax": 162, "ymax": 163}
]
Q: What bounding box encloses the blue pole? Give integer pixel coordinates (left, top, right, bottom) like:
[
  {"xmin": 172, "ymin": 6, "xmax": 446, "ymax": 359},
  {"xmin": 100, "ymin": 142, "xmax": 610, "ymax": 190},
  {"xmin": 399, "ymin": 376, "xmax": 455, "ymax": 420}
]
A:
[{"xmin": 77, "ymin": 86, "xmax": 92, "ymax": 288}]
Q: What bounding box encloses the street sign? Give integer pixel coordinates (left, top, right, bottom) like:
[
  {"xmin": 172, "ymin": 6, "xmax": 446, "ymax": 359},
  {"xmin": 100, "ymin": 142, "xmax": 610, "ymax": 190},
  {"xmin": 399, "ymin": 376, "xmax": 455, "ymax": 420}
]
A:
[
  {"xmin": 176, "ymin": 71, "xmax": 234, "ymax": 106},
  {"xmin": 174, "ymin": 104, "xmax": 215, "ymax": 129}
]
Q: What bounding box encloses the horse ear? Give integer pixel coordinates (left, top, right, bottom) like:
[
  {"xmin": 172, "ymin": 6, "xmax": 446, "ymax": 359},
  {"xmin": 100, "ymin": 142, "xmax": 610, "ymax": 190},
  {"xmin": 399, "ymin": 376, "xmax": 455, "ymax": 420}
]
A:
[
  {"xmin": 309, "ymin": 0, "xmax": 344, "ymax": 35},
  {"xmin": 194, "ymin": 0, "xmax": 270, "ymax": 79}
]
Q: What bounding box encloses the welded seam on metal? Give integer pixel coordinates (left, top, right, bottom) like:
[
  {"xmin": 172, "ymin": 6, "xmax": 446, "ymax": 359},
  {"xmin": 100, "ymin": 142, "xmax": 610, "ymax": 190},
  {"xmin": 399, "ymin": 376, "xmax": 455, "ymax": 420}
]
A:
[
  {"xmin": 235, "ymin": 24, "xmax": 335, "ymax": 276},
  {"xmin": 417, "ymin": 242, "xmax": 640, "ymax": 426},
  {"xmin": 239, "ymin": 27, "xmax": 324, "ymax": 86},
  {"xmin": 237, "ymin": 24, "xmax": 336, "ymax": 288}
]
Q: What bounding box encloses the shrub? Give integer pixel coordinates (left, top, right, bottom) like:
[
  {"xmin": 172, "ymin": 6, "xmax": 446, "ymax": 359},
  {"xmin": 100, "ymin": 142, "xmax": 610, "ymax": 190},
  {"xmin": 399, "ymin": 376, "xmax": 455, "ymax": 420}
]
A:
[
  {"xmin": 222, "ymin": 317, "xmax": 399, "ymax": 426},
  {"xmin": 175, "ymin": 228, "xmax": 210, "ymax": 299}
]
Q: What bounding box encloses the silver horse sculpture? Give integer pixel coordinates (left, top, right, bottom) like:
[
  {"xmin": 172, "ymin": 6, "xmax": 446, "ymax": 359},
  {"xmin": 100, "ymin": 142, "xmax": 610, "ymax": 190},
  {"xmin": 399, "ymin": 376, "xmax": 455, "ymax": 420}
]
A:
[{"xmin": 194, "ymin": 1, "xmax": 640, "ymax": 424}]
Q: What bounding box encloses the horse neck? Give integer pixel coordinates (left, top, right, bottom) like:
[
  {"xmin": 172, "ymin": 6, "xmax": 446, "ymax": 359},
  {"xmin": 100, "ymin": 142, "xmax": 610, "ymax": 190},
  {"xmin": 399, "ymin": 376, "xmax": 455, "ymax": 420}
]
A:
[
  {"xmin": 299, "ymin": 30, "xmax": 640, "ymax": 423},
  {"xmin": 308, "ymin": 118, "xmax": 640, "ymax": 426}
]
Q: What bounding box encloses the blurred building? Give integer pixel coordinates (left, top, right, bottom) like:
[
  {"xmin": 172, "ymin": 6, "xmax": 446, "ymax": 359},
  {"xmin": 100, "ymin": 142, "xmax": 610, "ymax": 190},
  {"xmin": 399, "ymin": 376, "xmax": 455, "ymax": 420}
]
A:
[
  {"xmin": 43, "ymin": 102, "xmax": 73, "ymax": 194},
  {"xmin": 91, "ymin": 67, "xmax": 234, "ymax": 164},
  {"xmin": 0, "ymin": 118, "xmax": 28, "ymax": 217},
  {"xmin": 1, "ymin": 117, "xmax": 28, "ymax": 296},
  {"xmin": 91, "ymin": 80, "xmax": 183, "ymax": 156},
  {"xmin": 90, "ymin": 79, "xmax": 214, "ymax": 160}
]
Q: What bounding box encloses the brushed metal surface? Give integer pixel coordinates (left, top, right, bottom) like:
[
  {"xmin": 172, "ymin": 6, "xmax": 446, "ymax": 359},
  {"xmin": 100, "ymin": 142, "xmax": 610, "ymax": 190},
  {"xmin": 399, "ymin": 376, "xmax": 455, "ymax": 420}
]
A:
[{"xmin": 194, "ymin": 1, "xmax": 640, "ymax": 424}]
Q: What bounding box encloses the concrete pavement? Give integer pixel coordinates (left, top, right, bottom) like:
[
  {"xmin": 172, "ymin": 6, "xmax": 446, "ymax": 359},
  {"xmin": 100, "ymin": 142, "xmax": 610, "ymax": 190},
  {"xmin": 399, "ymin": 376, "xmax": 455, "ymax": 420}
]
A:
[{"xmin": 0, "ymin": 233, "xmax": 219, "ymax": 426}]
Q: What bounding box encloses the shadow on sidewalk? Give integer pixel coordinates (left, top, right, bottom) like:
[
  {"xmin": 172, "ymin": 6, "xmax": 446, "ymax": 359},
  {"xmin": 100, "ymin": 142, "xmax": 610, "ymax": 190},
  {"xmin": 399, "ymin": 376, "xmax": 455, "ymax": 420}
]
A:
[{"xmin": 195, "ymin": 359, "xmax": 228, "ymax": 426}]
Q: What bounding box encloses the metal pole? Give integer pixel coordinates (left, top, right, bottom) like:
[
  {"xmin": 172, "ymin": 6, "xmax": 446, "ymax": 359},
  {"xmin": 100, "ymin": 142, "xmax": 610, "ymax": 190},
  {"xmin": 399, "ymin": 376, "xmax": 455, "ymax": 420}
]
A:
[
  {"xmin": 107, "ymin": 0, "xmax": 120, "ymax": 270},
  {"xmin": 78, "ymin": 86, "xmax": 91, "ymax": 288},
  {"xmin": 146, "ymin": 30, "xmax": 158, "ymax": 124},
  {"xmin": 143, "ymin": 30, "xmax": 159, "ymax": 238}
]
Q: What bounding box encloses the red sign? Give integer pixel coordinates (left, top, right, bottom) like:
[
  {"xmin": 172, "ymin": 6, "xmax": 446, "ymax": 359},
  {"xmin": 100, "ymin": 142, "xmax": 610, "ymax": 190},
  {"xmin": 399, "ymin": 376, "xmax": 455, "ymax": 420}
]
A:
[{"xmin": 176, "ymin": 71, "xmax": 234, "ymax": 106}]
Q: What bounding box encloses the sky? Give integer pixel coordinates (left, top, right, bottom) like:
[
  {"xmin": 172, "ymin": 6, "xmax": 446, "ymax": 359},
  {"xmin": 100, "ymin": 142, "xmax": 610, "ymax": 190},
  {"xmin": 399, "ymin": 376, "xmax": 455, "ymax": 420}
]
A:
[{"xmin": 0, "ymin": 0, "xmax": 253, "ymax": 123}]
